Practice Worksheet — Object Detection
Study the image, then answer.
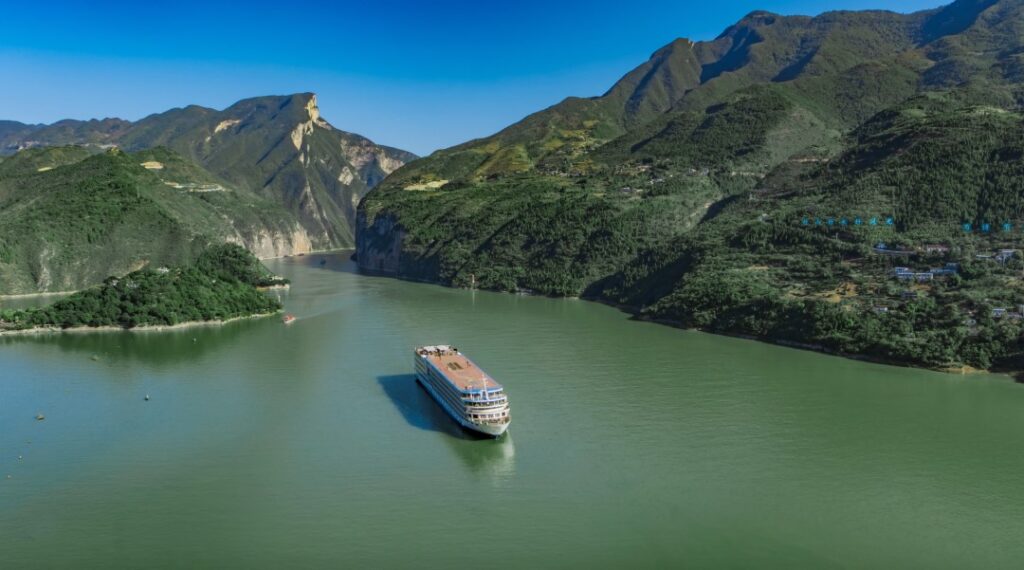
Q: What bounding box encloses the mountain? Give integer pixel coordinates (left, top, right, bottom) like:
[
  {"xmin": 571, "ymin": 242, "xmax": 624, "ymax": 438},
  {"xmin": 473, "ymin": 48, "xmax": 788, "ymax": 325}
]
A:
[
  {"xmin": 358, "ymin": 0, "xmax": 1024, "ymax": 373},
  {"xmin": 0, "ymin": 146, "xmax": 309, "ymax": 294},
  {"xmin": 1, "ymin": 93, "xmax": 415, "ymax": 248}
]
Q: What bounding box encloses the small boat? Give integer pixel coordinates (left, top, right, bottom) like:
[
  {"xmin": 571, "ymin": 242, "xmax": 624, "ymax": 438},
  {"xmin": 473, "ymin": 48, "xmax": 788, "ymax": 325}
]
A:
[
  {"xmin": 282, "ymin": 314, "xmax": 296, "ymax": 324},
  {"xmin": 414, "ymin": 345, "xmax": 511, "ymax": 437}
]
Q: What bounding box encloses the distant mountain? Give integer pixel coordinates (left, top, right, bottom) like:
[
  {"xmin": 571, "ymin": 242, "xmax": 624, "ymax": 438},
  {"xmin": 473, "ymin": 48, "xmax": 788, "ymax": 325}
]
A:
[
  {"xmin": 0, "ymin": 146, "xmax": 311, "ymax": 294},
  {"xmin": 358, "ymin": 0, "xmax": 1024, "ymax": 373},
  {"xmin": 1, "ymin": 93, "xmax": 415, "ymax": 248}
]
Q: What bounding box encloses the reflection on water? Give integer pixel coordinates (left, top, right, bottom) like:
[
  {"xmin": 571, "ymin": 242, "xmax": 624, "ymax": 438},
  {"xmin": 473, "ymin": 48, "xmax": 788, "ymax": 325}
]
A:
[
  {"xmin": 378, "ymin": 374, "xmax": 515, "ymax": 479},
  {"xmin": 0, "ymin": 316, "xmax": 273, "ymax": 366}
]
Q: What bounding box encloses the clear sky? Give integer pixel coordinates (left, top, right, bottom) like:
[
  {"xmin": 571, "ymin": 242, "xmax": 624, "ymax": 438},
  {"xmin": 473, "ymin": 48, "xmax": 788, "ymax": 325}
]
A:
[{"xmin": 1, "ymin": 0, "xmax": 944, "ymax": 155}]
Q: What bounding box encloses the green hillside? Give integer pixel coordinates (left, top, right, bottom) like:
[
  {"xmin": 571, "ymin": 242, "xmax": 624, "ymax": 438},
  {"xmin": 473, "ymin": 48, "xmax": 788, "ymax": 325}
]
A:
[
  {"xmin": 358, "ymin": 0, "xmax": 1024, "ymax": 373},
  {"xmin": 0, "ymin": 94, "xmax": 416, "ymax": 249},
  {"xmin": 0, "ymin": 244, "xmax": 282, "ymax": 331},
  {"xmin": 0, "ymin": 147, "xmax": 304, "ymax": 294}
]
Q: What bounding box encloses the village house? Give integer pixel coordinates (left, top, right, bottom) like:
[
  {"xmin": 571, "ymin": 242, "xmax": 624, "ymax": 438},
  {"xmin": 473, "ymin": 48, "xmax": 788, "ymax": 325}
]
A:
[
  {"xmin": 874, "ymin": 243, "xmax": 914, "ymax": 257},
  {"xmin": 922, "ymin": 244, "xmax": 950, "ymax": 254},
  {"xmin": 928, "ymin": 262, "xmax": 960, "ymax": 277},
  {"xmin": 995, "ymin": 249, "xmax": 1018, "ymax": 263},
  {"xmin": 892, "ymin": 267, "xmax": 914, "ymax": 280}
]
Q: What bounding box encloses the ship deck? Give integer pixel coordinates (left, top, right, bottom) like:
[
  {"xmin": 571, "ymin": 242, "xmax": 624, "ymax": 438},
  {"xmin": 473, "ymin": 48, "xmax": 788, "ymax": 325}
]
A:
[{"xmin": 420, "ymin": 350, "xmax": 501, "ymax": 393}]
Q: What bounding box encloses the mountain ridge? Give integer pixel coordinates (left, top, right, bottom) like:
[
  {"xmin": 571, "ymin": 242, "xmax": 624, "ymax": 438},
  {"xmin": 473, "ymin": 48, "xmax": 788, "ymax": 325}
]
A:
[
  {"xmin": 0, "ymin": 93, "xmax": 416, "ymax": 249},
  {"xmin": 357, "ymin": 0, "xmax": 1024, "ymax": 373}
]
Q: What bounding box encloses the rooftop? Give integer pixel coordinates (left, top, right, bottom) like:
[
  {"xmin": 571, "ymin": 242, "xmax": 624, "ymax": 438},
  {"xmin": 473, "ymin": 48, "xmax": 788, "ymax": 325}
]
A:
[{"xmin": 416, "ymin": 345, "xmax": 503, "ymax": 394}]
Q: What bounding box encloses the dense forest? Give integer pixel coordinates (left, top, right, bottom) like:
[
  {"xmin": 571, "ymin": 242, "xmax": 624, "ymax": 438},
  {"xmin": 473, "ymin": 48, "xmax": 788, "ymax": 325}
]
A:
[
  {"xmin": 0, "ymin": 245, "xmax": 284, "ymax": 331},
  {"xmin": 0, "ymin": 146, "xmax": 305, "ymax": 294}
]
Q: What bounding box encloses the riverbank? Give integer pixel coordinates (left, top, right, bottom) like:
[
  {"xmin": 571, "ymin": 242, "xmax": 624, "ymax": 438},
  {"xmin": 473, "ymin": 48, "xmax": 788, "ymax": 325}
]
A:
[
  {"xmin": 0, "ymin": 312, "xmax": 279, "ymax": 337},
  {"xmin": 361, "ymin": 266, "xmax": 1014, "ymax": 379}
]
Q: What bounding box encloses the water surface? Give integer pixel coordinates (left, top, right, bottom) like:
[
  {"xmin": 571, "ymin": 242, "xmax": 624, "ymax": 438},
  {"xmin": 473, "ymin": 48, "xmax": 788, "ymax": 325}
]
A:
[{"xmin": 2, "ymin": 253, "xmax": 1023, "ymax": 568}]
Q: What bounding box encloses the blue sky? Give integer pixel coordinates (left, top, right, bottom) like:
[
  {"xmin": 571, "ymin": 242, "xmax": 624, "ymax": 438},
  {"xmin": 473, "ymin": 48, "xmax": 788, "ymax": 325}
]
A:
[{"xmin": 2, "ymin": 0, "xmax": 943, "ymax": 155}]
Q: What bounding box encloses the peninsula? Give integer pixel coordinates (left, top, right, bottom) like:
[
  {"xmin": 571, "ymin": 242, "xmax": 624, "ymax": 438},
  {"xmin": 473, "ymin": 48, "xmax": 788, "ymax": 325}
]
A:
[{"xmin": 0, "ymin": 245, "xmax": 284, "ymax": 333}]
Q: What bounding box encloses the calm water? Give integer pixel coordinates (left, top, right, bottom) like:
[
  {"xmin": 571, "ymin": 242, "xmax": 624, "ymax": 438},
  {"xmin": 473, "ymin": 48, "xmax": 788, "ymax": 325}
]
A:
[{"xmin": 2, "ymin": 253, "xmax": 1024, "ymax": 568}]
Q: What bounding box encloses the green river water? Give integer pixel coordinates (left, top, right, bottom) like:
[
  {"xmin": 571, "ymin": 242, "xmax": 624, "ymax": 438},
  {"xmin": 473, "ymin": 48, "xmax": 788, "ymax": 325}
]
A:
[{"xmin": 2, "ymin": 252, "xmax": 1024, "ymax": 568}]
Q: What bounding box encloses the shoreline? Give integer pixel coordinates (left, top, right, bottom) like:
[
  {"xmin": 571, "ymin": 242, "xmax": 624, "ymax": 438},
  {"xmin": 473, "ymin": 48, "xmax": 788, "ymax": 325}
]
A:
[
  {"xmin": 0, "ymin": 312, "xmax": 279, "ymax": 337},
  {"xmin": 361, "ymin": 267, "xmax": 1011, "ymax": 379}
]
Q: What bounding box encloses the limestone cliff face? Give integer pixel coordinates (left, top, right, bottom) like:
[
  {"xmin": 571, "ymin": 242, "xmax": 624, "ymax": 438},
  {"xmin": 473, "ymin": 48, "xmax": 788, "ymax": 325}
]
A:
[{"xmin": 229, "ymin": 226, "xmax": 314, "ymax": 259}]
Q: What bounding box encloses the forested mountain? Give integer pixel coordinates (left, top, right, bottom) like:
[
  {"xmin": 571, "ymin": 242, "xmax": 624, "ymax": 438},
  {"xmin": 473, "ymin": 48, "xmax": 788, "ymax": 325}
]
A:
[
  {"xmin": 0, "ymin": 146, "xmax": 307, "ymax": 294},
  {"xmin": 1, "ymin": 93, "xmax": 415, "ymax": 249},
  {"xmin": 358, "ymin": 0, "xmax": 1024, "ymax": 373}
]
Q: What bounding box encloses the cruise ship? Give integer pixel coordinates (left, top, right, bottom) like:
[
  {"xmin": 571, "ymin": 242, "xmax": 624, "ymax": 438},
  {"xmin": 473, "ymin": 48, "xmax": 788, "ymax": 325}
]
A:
[{"xmin": 414, "ymin": 345, "xmax": 511, "ymax": 437}]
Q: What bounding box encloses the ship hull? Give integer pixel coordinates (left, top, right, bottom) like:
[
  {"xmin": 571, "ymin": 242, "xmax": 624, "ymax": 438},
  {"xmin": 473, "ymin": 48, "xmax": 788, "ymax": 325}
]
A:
[{"xmin": 415, "ymin": 373, "xmax": 509, "ymax": 438}]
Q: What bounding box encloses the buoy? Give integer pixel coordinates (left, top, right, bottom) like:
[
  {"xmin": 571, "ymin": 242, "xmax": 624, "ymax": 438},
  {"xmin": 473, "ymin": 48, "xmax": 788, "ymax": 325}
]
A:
[
  {"xmin": 17, "ymin": 455, "xmax": 22, "ymax": 460},
  {"xmin": 144, "ymin": 394, "xmax": 150, "ymax": 401},
  {"xmin": 35, "ymin": 414, "xmax": 45, "ymax": 421}
]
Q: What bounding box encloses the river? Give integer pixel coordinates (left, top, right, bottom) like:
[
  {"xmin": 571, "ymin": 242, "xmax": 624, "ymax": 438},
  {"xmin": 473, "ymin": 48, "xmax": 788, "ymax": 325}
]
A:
[{"xmin": 2, "ymin": 252, "xmax": 1023, "ymax": 568}]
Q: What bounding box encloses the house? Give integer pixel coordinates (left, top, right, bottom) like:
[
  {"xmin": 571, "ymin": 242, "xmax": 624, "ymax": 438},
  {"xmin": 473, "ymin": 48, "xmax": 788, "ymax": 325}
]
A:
[
  {"xmin": 995, "ymin": 249, "xmax": 1018, "ymax": 263},
  {"xmin": 929, "ymin": 267, "xmax": 956, "ymax": 277},
  {"xmin": 892, "ymin": 267, "xmax": 914, "ymax": 280},
  {"xmin": 874, "ymin": 244, "xmax": 914, "ymax": 257},
  {"xmin": 900, "ymin": 291, "xmax": 918, "ymax": 299},
  {"xmin": 923, "ymin": 244, "xmax": 950, "ymax": 254},
  {"xmin": 993, "ymin": 308, "xmax": 1008, "ymax": 318},
  {"xmin": 873, "ymin": 306, "xmax": 890, "ymax": 314},
  {"xmin": 914, "ymin": 273, "xmax": 934, "ymax": 282}
]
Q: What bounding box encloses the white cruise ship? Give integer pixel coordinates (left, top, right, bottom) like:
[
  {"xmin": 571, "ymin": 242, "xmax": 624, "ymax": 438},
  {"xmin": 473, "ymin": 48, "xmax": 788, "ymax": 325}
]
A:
[{"xmin": 414, "ymin": 345, "xmax": 511, "ymax": 437}]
